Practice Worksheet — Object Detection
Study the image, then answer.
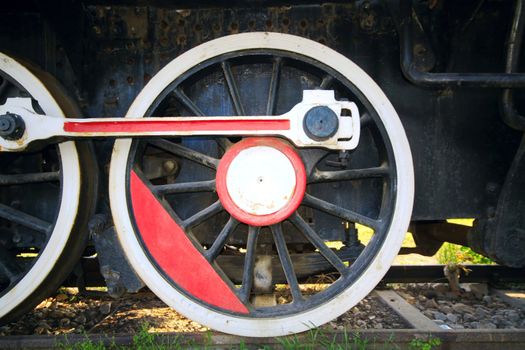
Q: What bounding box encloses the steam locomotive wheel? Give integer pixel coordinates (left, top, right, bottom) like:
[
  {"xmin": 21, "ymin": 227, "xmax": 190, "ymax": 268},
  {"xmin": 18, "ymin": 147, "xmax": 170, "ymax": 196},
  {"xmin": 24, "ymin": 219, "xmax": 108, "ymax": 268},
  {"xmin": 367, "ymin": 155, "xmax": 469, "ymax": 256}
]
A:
[
  {"xmin": 110, "ymin": 33, "xmax": 414, "ymax": 336},
  {"xmin": 0, "ymin": 53, "xmax": 97, "ymax": 323}
]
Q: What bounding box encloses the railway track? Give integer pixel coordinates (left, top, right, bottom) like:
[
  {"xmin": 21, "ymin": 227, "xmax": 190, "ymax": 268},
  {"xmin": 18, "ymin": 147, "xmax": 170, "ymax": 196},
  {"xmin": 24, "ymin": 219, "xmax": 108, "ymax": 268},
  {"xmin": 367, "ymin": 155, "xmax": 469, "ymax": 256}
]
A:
[{"xmin": 1, "ymin": 264, "xmax": 524, "ymax": 349}]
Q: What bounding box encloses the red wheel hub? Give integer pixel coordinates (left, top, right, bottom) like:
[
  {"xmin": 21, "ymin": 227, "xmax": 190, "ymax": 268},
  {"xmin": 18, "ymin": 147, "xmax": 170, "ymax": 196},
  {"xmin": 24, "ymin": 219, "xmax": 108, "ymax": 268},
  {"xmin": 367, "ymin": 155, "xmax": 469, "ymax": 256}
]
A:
[{"xmin": 216, "ymin": 137, "xmax": 306, "ymax": 226}]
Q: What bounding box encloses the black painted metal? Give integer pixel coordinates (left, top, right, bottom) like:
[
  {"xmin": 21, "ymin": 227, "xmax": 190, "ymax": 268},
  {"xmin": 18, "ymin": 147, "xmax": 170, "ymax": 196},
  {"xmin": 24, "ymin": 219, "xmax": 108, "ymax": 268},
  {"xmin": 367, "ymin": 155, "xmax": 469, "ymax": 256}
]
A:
[
  {"xmin": 469, "ymin": 136, "xmax": 525, "ymax": 267},
  {"xmin": 501, "ymin": 0, "xmax": 525, "ymax": 131},
  {"xmin": 70, "ymin": 259, "xmax": 525, "ymax": 287},
  {"xmin": 303, "ymin": 106, "xmax": 339, "ymax": 141},
  {"xmin": 1, "ymin": 0, "xmax": 519, "ymax": 221},
  {"xmin": 0, "ymin": 113, "xmax": 25, "ymax": 140},
  {"xmin": 396, "ymin": 0, "xmax": 525, "ymax": 88},
  {"xmin": 383, "ymin": 265, "xmax": 525, "ymax": 284}
]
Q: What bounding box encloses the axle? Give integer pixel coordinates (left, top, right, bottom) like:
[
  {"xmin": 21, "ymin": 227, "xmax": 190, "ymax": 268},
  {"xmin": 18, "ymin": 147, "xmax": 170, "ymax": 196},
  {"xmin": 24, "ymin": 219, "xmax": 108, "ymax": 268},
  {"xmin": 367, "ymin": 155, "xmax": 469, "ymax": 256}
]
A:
[{"xmin": 0, "ymin": 90, "xmax": 360, "ymax": 152}]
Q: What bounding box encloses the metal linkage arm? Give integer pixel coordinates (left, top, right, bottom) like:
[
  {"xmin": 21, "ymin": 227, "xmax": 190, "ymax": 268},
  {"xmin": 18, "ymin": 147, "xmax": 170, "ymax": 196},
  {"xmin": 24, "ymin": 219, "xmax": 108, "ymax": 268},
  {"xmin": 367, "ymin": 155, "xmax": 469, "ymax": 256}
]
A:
[{"xmin": 0, "ymin": 90, "xmax": 360, "ymax": 152}]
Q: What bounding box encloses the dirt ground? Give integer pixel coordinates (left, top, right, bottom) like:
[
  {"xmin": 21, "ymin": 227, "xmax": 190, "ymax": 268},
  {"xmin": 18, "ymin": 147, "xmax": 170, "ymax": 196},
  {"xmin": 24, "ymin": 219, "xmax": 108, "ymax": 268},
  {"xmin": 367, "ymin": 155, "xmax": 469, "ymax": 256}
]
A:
[{"xmin": 0, "ymin": 288, "xmax": 407, "ymax": 336}]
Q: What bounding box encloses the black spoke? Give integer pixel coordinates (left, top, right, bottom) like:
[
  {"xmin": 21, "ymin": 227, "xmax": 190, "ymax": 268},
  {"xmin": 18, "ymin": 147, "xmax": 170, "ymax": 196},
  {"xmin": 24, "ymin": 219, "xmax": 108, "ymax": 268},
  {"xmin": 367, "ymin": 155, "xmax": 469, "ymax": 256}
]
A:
[
  {"xmin": 0, "ymin": 78, "xmax": 8, "ymax": 98},
  {"xmin": 173, "ymin": 88, "xmax": 205, "ymax": 116},
  {"xmin": 319, "ymin": 74, "xmax": 334, "ymax": 90},
  {"xmin": 289, "ymin": 213, "xmax": 348, "ymax": 275},
  {"xmin": 310, "ymin": 165, "xmax": 389, "ymax": 183},
  {"xmin": 0, "ymin": 203, "xmax": 52, "ymax": 234},
  {"xmin": 0, "ymin": 171, "xmax": 60, "ymax": 186},
  {"xmin": 302, "ymin": 193, "xmax": 380, "ymax": 230},
  {"xmin": 360, "ymin": 112, "xmax": 373, "ymax": 128},
  {"xmin": 0, "ymin": 247, "xmax": 22, "ymax": 283},
  {"xmin": 154, "ymin": 179, "xmax": 216, "ymax": 195},
  {"xmin": 266, "ymin": 57, "xmax": 282, "ymax": 115},
  {"xmin": 271, "ymin": 223, "xmax": 303, "ymax": 303},
  {"xmin": 174, "ymin": 84, "xmax": 232, "ymax": 151},
  {"xmin": 221, "ymin": 61, "xmax": 246, "ymax": 116},
  {"xmin": 182, "ymin": 200, "xmax": 223, "ymax": 229},
  {"xmin": 215, "ymin": 137, "xmax": 233, "ymax": 151},
  {"xmin": 149, "ymin": 139, "xmax": 219, "ymax": 169},
  {"xmin": 205, "ymin": 216, "xmax": 239, "ymax": 262},
  {"xmin": 239, "ymin": 226, "xmax": 259, "ymax": 302}
]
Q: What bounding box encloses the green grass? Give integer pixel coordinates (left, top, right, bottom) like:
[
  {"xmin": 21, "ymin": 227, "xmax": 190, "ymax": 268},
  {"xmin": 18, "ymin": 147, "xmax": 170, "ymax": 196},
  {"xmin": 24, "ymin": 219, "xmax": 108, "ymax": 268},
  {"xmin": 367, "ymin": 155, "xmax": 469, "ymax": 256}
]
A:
[
  {"xmin": 57, "ymin": 323, "xmax": 196, "ymax": 350},
  {"xmin": 276, "ymin": 329, "xmax": 386, "ymax": 350},
  {"xmin": 58, "ymin": 323, "xmax": 441, "ymax": 349},
  {"xmin": 436, "ymin": 242, "xmax": 494, "ymax": 265},
  {"xmin": 409, "ymin": 336, "xmax": 441, "ymax": 350}
]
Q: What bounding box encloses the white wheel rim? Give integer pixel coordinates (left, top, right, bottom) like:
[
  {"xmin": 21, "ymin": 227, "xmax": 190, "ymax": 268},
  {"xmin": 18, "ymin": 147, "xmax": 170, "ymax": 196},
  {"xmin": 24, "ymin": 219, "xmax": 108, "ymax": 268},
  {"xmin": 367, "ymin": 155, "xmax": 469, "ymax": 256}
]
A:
[
  {"xmin": 110, "ymin": 32, "xmax": 414, "ymax": 337},
  {"xmin": 0, "ymin": 53, "xmax": 81, "ymax": 319}
]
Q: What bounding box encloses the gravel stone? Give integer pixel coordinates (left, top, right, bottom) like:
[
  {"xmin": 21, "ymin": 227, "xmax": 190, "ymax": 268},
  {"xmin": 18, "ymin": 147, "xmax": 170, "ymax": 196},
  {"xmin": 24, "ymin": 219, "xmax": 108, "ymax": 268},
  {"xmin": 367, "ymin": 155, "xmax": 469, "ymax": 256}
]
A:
[
  {"xmin": 446, "ymin": 313, "xmax": 458, "ymax": 323},
  {"xmin": 36, "ymin": 321, "xmax": 51, "ymax": 330},
  {"xmin": 3, "ymin": 284, "xmax": 524, "ymax": 335},
  {"xmin": 423, "ymin": 310, "xmax": 433, "ymax": 318},
  {"xmin": 425, "ymin": 299, "xmax": 439, "ymax": 309},
  {"xmin": 403, "ymin": 283, "xmax": 525, "ymax": 330},
  {"xmin": 433, "ymin": 311, "xmax": 447, "ymax": 321},
  {"xmin": 463, "ymin": 313, "xmax": 475, "ymax": 322},
  {"xmin": 99, "ymin": 302, "xmax": 112, "ymax": 315},
  {"xmin": 59, "ymin": 318, "xmax": 70, "ymax": 327},
  {"xmin": 452, "ymin": 303, "xmax": 474, "ymax": 314},
  {"xmin": 450, "ymin": 323, "xmax": 465, "ymax": 329},
  {"xmin": 507, "ymin": 310, "xmax": 521, "ymax": 323},
  {"xmin": 475, "ymin": 306, "xmax": 489, "ymax": 318},
  {"xmin": 439, "ymin": 305, "xmax": 452, "ymax": 314},
  {"xmin": 74, "ymin": 314, "xmax": 86, "ymax": 325},
  {"xmin": 479, "ymin": 321, "xmax": 497, "ymax": 329},
  {"xmin": 469, "ymin": 284, "xmax": 489, "ymax": 299},
  {"xmin": 55, "ymin": 294, "xmax": 68, "ymax": 302},
  {"xmin": 431, "ymin": 283, "xmax": 450, "ymax": 295}
]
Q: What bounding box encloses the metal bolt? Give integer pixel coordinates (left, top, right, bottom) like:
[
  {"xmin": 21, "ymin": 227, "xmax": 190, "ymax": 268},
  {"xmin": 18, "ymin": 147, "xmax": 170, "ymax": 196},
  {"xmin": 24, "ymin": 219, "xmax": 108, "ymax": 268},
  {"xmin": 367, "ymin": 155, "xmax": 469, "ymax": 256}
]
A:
[
  {"xmin": 486, "ymin": 182, "xmax": 499, "ymax": 194},
  {"xmin": 303, "ymin": 106, "xmax": 339, "ymax": 141},
  {"xmin": 12, "ymin": 233, "xmax": 21, "ymax": 244},
  {"xmin": 0, "ymin": 113, "xmax": 25, "ymax": 140}
]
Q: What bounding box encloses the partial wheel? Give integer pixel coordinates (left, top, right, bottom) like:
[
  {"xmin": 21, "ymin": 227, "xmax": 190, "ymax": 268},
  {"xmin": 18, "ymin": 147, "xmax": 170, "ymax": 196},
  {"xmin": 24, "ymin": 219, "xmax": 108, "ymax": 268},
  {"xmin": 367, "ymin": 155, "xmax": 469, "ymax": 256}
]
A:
[
  {"xmin": 0, "ymin": 53, "xmax": 97, "ymax": 323},
  {"xmin": 110, "ymin": 32, "xmax": 414, "ymax": 336}
]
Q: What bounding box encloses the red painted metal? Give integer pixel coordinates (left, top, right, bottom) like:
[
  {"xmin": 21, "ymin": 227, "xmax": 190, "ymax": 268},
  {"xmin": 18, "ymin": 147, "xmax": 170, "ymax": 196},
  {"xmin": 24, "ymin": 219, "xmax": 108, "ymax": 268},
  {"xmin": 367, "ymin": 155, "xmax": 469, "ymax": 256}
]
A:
[
  {"xmin": 130, "ymin": 171, "xmax": 249, "ymax": 314},
  {"xmin": 216, "ymin": 137, "xmax": 307, "ymax": 226},
  {"xmin": 64, "ymin": 119, "xmax": 290, "ymax": 133}
]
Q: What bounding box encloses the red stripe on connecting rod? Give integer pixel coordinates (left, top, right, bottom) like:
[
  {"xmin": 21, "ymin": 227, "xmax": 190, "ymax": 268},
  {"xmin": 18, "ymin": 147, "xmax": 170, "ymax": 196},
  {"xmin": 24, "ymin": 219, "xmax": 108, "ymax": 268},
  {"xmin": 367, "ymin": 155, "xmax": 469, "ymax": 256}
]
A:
[
  {"xmin": 64, "ymin": 119, "xmax": 290, "ymax": 133},
  {"xmin": 130, "ymin": 171, "xmax": 248, "ymax": 314}
]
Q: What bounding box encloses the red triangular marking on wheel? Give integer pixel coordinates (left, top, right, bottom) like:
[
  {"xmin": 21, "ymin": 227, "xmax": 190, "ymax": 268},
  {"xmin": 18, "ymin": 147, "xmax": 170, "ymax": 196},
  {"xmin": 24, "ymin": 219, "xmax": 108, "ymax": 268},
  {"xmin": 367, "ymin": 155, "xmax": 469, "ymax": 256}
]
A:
[{"xmin": 130, "ymin": 170, "xmax": 248, "ymax": 314}]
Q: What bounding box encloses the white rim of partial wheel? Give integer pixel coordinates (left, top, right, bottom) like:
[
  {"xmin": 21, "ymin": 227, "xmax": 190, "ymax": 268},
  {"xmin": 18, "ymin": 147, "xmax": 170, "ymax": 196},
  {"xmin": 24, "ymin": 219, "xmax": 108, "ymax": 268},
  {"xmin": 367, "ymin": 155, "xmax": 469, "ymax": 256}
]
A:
[
  {"xmin": 109, "ymin": 32, "xmax": 414, "ymax": 337},
  {"xmin": 0, "ymin": 53, "xmax": 81, "ymax": 318}
]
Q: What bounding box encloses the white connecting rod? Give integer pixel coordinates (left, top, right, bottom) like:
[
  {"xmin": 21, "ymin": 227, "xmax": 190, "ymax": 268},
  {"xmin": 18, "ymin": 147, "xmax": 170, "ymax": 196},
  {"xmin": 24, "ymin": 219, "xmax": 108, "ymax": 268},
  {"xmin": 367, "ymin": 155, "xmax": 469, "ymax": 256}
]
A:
[{"xmin": 0, "ymin": 90, "xmax": 360, "ymax": 152}]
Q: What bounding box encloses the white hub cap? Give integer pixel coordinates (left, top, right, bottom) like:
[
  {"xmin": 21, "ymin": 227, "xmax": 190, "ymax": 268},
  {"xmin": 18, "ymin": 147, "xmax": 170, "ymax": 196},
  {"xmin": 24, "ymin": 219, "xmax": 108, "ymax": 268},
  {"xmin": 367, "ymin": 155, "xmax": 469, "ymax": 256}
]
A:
[
  {"xmin": 226, "ymin": 146, "xmax": 296, "ymax": 215},
  {"xmin": 216, "ymin": 137, "xmax": 307, "ymax": 226}
]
